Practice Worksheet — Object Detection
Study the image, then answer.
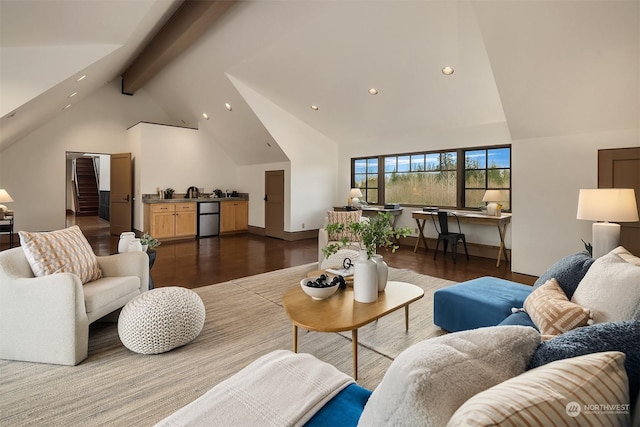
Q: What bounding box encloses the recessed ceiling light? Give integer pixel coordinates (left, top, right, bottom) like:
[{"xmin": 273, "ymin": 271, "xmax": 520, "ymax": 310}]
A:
[
  {"xmin": 442, "ymin": 66, "xmax": 454, "ymax": 75},
  {"xmin": 368, "ymin": 88, "xmax": 379, "ymax": 95},
  {"xmin": 310, "ymin": 105, "xmax": 319, "ymax": 111},
  {"xmin": 202, "ymin": 113, "xmax": 209, "ymax": 120},
  {"xmin": 76, "ymin": 75, "xmax": 86, "ymax": 82},
  {"xmin": 62, "ymin": 104, "xmax": 72, "ymax": 110},
  {"xmin": 225, "ymin": 103, "xmax": 232, "ymax": 111},
  {"xmin": 69, "ymin": 92, "xmax": 77, "ymax": 98}
]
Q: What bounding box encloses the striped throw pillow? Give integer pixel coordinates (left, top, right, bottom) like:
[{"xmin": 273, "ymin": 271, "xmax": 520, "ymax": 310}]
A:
[
  {"xmin": 19, "ymin": 225, "xmax": 103, "ymax": 284},
  {"xmin": 447, "ymin": 351, "xmax": 631, "ymax": 427},
  {"xmin": 524, "ymin": 278, "xmax": 592, "ymax": 338},
  {"xmin": 327, "ymin": 210, "xmax": 362, "ymax": 242}
]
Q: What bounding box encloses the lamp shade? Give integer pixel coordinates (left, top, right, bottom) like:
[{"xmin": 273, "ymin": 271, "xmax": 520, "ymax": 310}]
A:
[
  {"xmin": 0, "ymin": 189, "xmax": 13, "ymax": 203},
  {"xmin": 576, "ymin": 189, "xmax": 639, "ymax": 222},
  {"xmin": 349, "ymin": 188, "xmax": 363, "ymax": 198},
  {"xmin": 482, "ymin": 190, "xmax": 503, "ymax": 202}
]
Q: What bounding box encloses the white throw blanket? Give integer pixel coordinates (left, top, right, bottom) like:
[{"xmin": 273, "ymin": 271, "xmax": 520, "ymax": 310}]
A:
[{"xmin": 155, "ymin": 350, "xmax": 354, "ymax": 427}]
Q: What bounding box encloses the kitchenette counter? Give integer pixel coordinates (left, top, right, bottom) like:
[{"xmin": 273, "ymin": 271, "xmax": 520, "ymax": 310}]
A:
[{"xmin": 143, "ymin": 197, "xmax": 248, "ymax": 204}]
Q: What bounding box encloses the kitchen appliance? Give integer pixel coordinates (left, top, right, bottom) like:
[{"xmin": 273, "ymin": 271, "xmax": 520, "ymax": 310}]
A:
[
  {"xmin": 198, "ymin": 201, "xmax": 219, "ymax": 237},
  {"xmin": 186, "ymin": 186, "xmax": 200, "ymax": 199}
]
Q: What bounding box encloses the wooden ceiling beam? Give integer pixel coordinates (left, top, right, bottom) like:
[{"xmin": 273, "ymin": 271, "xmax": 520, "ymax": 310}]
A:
[{"xmin": 121, "ymin": 0, "xmax": 237, "ymax": 95}]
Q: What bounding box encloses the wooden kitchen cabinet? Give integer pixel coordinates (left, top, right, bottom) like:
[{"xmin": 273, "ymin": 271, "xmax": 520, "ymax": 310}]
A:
[
  {"xmin": 220, "ymin": 200, "xmax": 248, "ymax": 233},
  {"xmin": 144, "ymin": 202, "xmax": 196, "ymax": 240}
]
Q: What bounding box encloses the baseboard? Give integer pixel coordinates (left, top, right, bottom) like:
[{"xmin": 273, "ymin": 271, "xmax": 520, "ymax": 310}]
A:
[{"xmin": 248, "ymin": 226, "xmax": 317, "ymax": 241}]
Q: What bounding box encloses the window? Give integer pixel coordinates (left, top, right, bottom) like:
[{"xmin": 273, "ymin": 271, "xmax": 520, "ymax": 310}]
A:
[
  {"xmin": 464, "ymin": 147, "xmax": 510, "ymax": 210},
  {"xmin": 351, "ymin": 145, "xmax": 511, "ymax": 211},
  {"xmin": 353, "ymin": 158, "xmax": 379, "ymax": 204}
]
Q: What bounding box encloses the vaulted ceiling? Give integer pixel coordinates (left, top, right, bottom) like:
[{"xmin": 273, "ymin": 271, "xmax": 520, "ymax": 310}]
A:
[{"xmin": 1, "ymin": 0, "xmax": 638, "ymax": 164}]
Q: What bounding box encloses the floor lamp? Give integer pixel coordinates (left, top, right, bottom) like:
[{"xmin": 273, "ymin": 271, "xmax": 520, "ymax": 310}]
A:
[{"xmin": 577, "ymin": 188, "xmax": 639, "ymax": 258}]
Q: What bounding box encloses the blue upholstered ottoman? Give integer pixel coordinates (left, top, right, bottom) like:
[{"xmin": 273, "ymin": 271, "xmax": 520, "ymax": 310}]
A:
[{"xmin": 433, "ymin": 277, "xmax": 533, "ymax": 332}]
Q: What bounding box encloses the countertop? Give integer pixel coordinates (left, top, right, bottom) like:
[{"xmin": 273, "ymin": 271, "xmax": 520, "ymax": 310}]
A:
[{"xmin": 143, "ymin": 197, "xmax": 248, "ymax": 204}]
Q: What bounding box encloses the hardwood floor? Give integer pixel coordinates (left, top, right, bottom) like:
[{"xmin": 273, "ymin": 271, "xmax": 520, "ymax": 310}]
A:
[{"xmin": 1, "ymin": 215, "xmax": 535, "ymax": 288}]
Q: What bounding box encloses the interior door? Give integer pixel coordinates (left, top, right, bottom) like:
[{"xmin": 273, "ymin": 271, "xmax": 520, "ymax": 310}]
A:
[
  {"xmin": 265, "ymin": 170, "xmax": 285, "ymax": 239},
  {"xmin": 110, "ymin": 153, "xmax": 133, "ymax": 235},
  {"xmin": 598, "ymin": 147, "xmax": 640, "ymax": 255}
]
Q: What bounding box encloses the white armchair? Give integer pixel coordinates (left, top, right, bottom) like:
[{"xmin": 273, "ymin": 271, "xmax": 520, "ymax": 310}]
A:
[{"xmin": 0, "ymin": 247, "xmax": 149, "ymax": 366}]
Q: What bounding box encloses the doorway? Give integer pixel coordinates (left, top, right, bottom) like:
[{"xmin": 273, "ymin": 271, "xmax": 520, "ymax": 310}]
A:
[
  {"xmin": 65, "ymin": 152, "xmax": 109, "ymax": 220},
  {"xmin": 598, "ymin": 147, "xmax": 640, "ymax": 255}
]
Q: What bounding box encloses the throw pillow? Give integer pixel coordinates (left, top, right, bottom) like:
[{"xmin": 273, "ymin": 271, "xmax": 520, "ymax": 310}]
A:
[
  {"xmin": 357, "ymin": 326, "xmax": 540, "ymax": 427},
  {"xmin": 534, "ymin": 250, "xmax": 594, "ymax": 299},
  {"xmin": 327, "ymin": 210, "xmax": 361, "ymax": 242},
  {"xmin": 571, "ymin": 251, "xmax": 640, "ymax": 323},
  {"xmin": 528, "ymin": 319, "xmax": 640, "ymax": 415},
  {"xmin": 612, "ymin": 245, "xmax": 640, "ymax": 266},
  {"xmin": 523, "ymin": 278, "xmax": 592, "ymax": 338},
  {"xmin": 19, "ymin": 225, "xmax": 102, "ymax": 284},
  {"xmin": 447, "ymin": 352, "xmax": 630, "ymax": 427}
]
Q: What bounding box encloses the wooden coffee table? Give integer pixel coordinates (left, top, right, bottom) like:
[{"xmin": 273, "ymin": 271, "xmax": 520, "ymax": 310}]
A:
[{"xmin": 282, "ymin": 281, "xmax": 424, "ymax": 380}]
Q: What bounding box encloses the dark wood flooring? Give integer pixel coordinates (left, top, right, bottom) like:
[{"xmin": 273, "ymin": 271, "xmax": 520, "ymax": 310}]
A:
[{"xmin": 1, "ymin": 215, "xmax": 534, "ymax": 288}]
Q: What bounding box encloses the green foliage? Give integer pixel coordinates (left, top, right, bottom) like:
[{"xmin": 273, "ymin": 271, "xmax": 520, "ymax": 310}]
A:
[
  {"xmin": 322, "ymin": 212, "xmax": 412, "ymax": 259},
  {"xmin": 140, "ymin": 233, "xmax": 161, "ymax": 250}
]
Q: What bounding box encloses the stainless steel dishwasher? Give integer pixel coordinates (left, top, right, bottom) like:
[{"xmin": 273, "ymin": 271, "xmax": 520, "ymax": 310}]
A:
[{"xmin": 198, "ymin": 201, "xmax": 220, "ymax": 237}]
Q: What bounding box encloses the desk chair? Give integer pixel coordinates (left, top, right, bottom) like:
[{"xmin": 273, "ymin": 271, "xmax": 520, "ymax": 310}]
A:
[{"xmin": 432, "ymin": 211, "xmax": 469, "ymax": 263}]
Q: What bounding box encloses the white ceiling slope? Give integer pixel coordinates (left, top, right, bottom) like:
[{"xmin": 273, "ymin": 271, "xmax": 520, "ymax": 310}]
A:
[
  {"xmin": 1, "ymin": 0, "xmax": 639, "ymax": 162},
  {"xmin": 0, "ymin": 0, "xmax": 181, "ymax": 150}
]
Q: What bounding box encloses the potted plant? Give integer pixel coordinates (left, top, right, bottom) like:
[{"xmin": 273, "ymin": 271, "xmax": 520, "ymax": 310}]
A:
[
  {"xmin": 140, "ymin": 233, "xmax": 161, "ymax": 252},
  {"xmin": 164, "ymin": 188, "xmax": 174, "ymax": 199},
  {"xmin": 322, "ymin": 212, "xmax": 411, "ymax": 301},
  {"xmin": 322, "ymin": 212, "xmax": 411, "ymax": 259}
]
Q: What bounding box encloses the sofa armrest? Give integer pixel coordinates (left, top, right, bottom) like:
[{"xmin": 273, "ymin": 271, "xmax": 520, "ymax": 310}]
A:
[
  {"xmin": 97, "ymin": 252, "xmax": 149, "ymax": 293},
  {"xmin": 0, "ymin": 273, "xmax": 89, "ymax": 365}
]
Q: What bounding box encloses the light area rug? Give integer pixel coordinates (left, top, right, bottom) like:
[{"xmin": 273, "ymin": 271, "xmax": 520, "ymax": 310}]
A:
[{"xmin": 0, "ymin": 263, "xmax": 454, "ymax": 427}]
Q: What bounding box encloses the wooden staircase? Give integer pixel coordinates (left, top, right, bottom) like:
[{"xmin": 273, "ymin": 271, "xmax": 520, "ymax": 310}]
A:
[{"xmin": 74, "ymin": 157, "xmax": 99, "ymax": 216}]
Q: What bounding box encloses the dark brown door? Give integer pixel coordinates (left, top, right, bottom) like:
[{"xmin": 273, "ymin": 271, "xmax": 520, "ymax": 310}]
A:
[
  {"xmin": 110, "ymin": 153, "xmax": 133, "ymax": 235},
  {"xmin": 599, "ymin": 147, "xmax": 640, "ymax": 255},
  {"xmin": 265, "ymin": 170, "xmax": 285, "ymax": 239}
]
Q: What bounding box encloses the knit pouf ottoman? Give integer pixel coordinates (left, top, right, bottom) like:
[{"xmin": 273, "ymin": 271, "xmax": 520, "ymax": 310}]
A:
[{"xmin": 118, "ymin": 287, "xmax": 206, "ymax": 354}]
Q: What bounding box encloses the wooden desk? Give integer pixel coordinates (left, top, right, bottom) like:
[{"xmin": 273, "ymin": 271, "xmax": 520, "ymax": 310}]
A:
[
  {"xmin": 412, "ymin": 210, "xmax": 511, "ymax": 267},
  {"xmin": 361, "ymin": 206, "xmax": 403, "ymax": 229},
  {"xmin": 283, "ymin": 281, "xmax": 423, "ymax": 380},
  {"xmin": 0, "ymin": 215, "xmax": 14, "ymax": 248}
]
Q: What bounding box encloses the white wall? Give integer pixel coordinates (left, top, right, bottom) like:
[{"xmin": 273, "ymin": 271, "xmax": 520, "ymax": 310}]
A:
[
  {"xmin": 0, "ymin": 80, "xmax": 173, "ymax": 232},
  {"xmin": 130, "ymin": 122, "xmax": 239, "ymax": 231},
  {"xmin": 230, "ymin": 75, "xmax": 339, "ymax": 233},
  {"xmin": 512, "ymin": 129, "xmax": 639, "ymax": 276},
  {"xmin": 237, "ymin": 161, "xmax": 290, "ymax": 229}
]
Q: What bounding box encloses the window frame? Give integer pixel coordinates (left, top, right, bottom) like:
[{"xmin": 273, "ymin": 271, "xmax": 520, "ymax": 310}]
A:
[{"xmin": 351, "ymin": 144, "xmax": 511, "ymax": 212}]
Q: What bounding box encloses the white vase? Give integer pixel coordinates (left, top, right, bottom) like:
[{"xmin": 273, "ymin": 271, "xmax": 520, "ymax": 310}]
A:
[
  {"xmin": 118, "ymin": 232, "xmax": 135, "ymax": 253},
  {"xmin": 371, "ymin": 254, "xmax": 389, "ymax": 292},
  {"xmin": 128, "ymin": 238, "xmax": 143, "ymax": 252},
  {"xmin": 354, "ymin": 250, "xmax": 378, "ymax": 303}
]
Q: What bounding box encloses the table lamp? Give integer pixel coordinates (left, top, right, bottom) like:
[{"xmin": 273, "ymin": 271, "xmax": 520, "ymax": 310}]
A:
[
  {"xmin": 0, "ymin": 189, "xmax": 13, "ymax": 219},
  {"xmin": 577, "ymin": 188, "xmax": 639, "ymax": 258},
  {"xmin": 349, "ymin": 188, "xmax": 363, "ymax": 207},
  {"xmin": 482, "ymin": 190, "xmax": 503, "ymax": 216}
]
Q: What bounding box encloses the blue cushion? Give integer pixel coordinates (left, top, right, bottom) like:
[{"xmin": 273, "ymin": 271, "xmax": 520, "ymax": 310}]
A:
[
  {"xmin": 305, "ymin": 383, "xmax": 371, "ymax": 427},
  {"xmin": 533, "ymin": 251, "xmax": 594, "ymax": 299},
  {"xmin": 433, "ymin": 277, "xmax": 533, "ymax": 332},
  {"xmin": 528, "ymin": 320, "xmax": 640, "ymax": 416},
  {"xmin": 498, "ymin": 311, "xmax": 537, "ymax": 330}
]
